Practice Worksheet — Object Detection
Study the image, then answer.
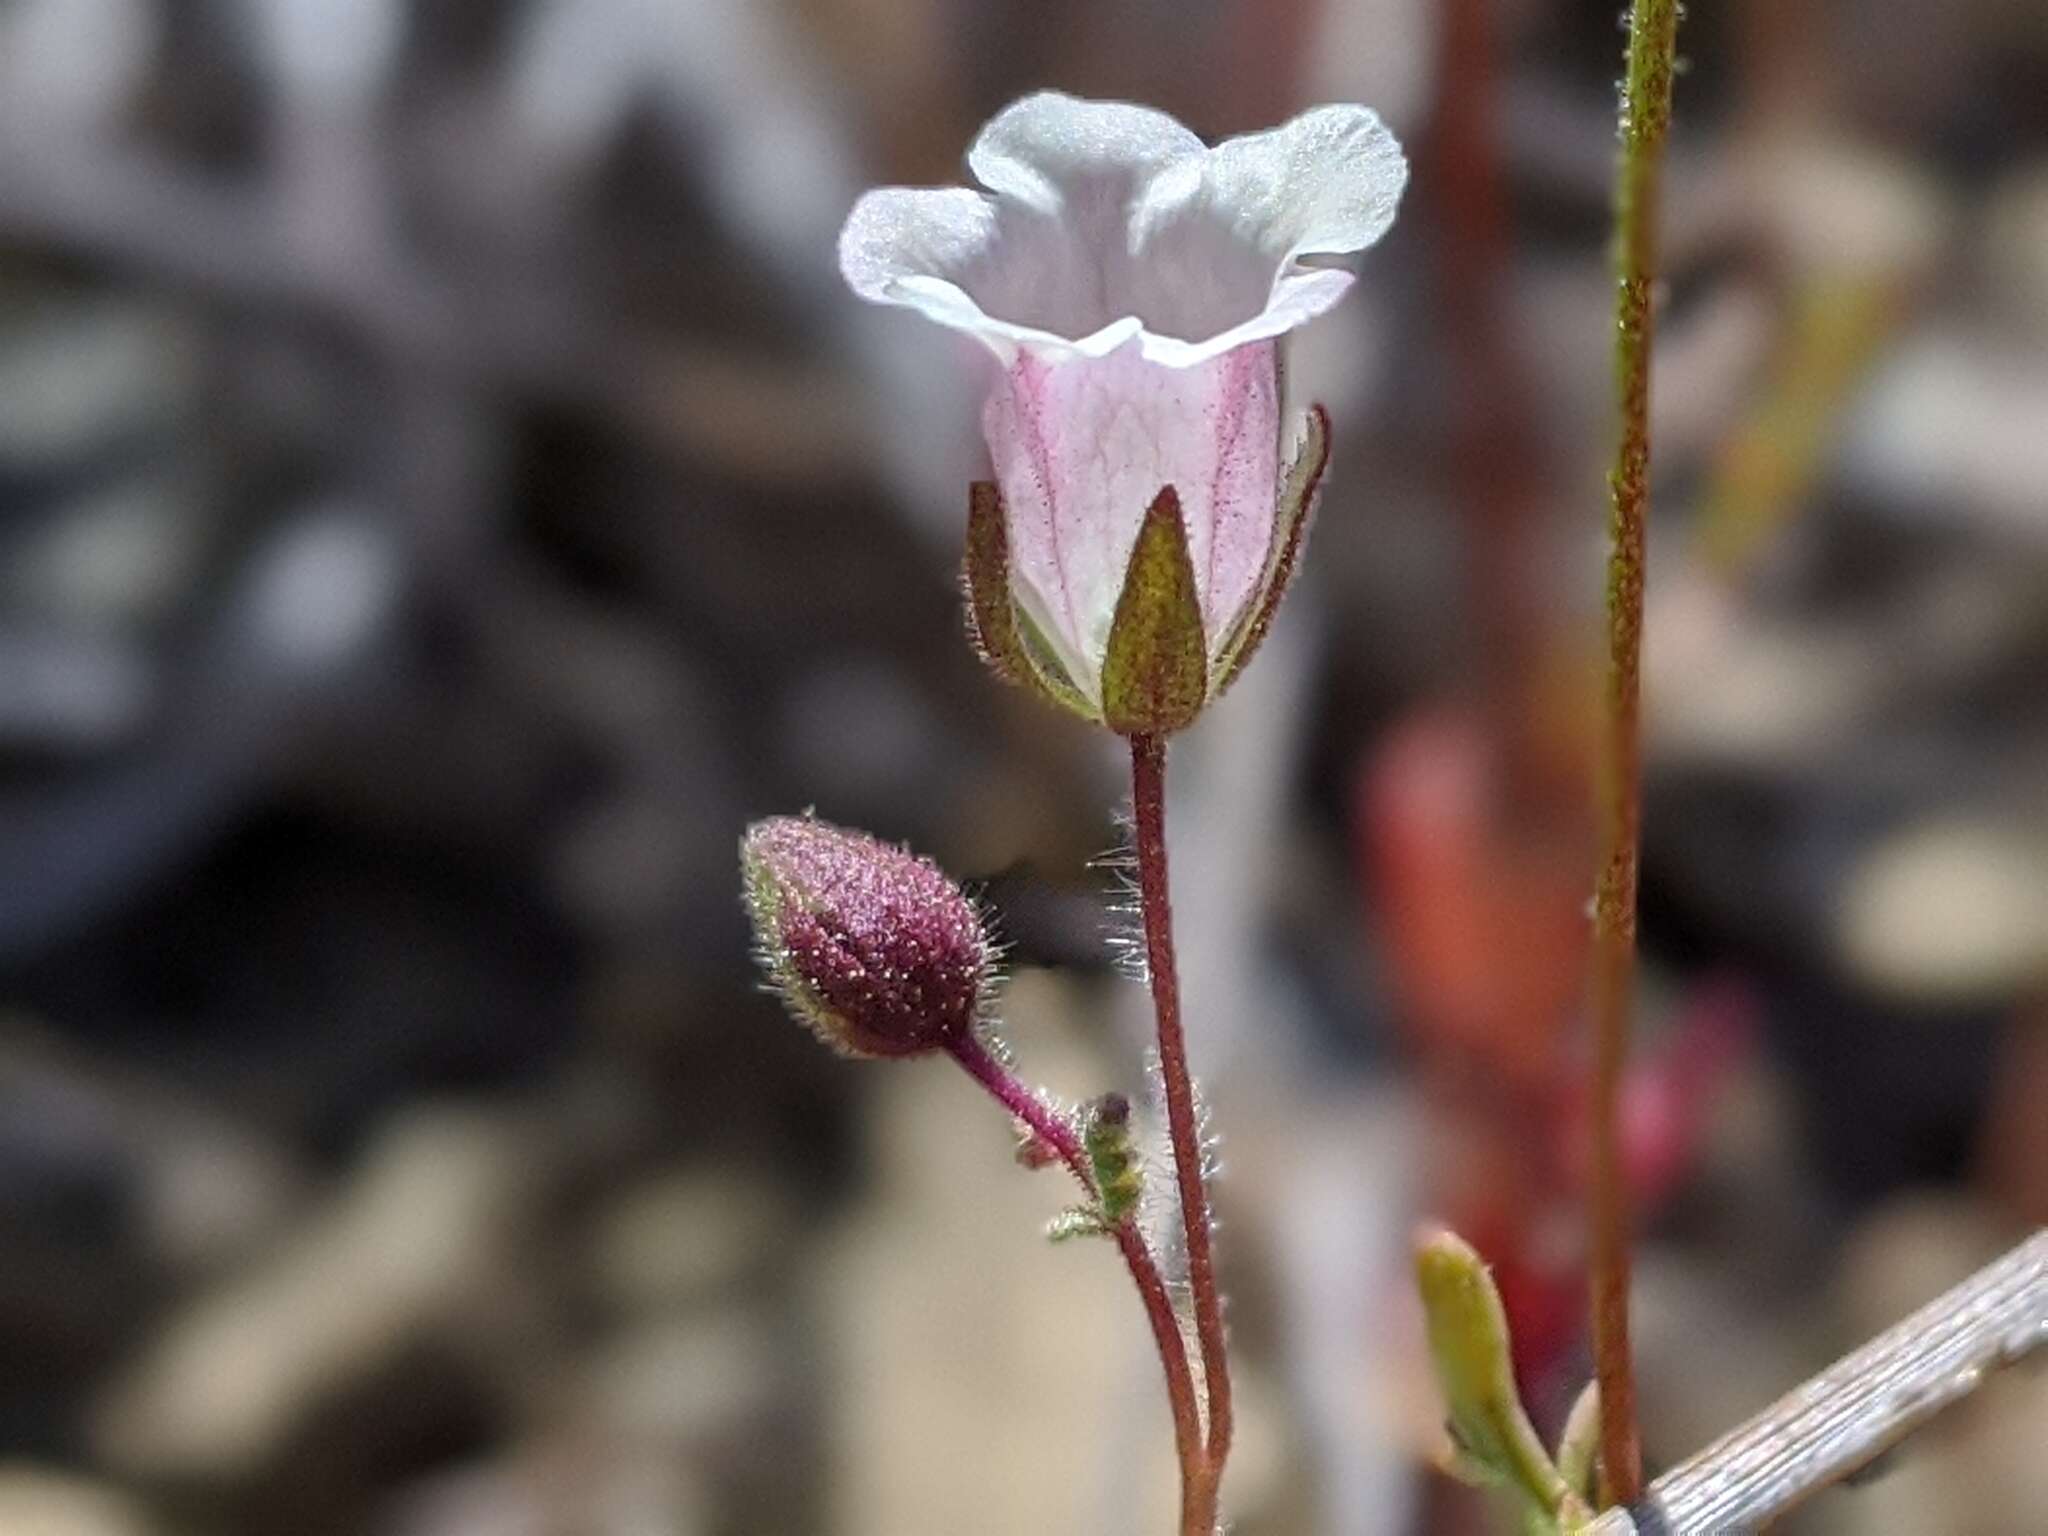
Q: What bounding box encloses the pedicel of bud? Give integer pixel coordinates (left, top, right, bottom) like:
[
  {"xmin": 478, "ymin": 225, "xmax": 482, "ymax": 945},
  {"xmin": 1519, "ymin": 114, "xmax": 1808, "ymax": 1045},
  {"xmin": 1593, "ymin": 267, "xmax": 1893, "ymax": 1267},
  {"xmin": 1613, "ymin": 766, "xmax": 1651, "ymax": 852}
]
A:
[
  {"xmin": 741, "ymin": 814, "xmax": 993, "ymax": 1060},
  {"xmin": 840, "ymin": 92, "xmax": 1395, "ymax": 733}
]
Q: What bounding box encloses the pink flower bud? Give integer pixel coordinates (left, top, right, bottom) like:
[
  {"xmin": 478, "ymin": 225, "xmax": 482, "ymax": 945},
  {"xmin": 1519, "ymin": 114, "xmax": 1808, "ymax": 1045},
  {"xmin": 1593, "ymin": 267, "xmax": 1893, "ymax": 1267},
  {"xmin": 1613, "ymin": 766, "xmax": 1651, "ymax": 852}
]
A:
[{"xmin": 741, "ymin": 815, "xmax": 992, "ymax": 1059}]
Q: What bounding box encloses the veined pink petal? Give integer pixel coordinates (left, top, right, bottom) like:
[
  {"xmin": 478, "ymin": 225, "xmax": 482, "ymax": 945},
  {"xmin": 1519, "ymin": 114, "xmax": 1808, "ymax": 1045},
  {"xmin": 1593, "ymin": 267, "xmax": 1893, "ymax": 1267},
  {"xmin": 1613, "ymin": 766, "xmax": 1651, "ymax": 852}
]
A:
[
  {"xmin": 1198, "ymin": 343, "xmax": 1285, "ymax": 641},
  {"xmin": 983, "ymin": 339, "xmax": 1280, "ymax": 695}
]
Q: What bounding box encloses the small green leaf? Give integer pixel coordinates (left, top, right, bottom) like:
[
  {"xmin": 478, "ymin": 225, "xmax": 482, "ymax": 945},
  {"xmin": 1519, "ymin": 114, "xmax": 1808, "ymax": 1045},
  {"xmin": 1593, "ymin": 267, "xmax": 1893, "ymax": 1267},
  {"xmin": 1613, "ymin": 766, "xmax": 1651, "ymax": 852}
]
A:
[
  {"xmin": 1414, "ymin": 1228, "xmax": 1576, "ymax": 1530},
  {"xmin": 1100, "ymin": 486, "xmax": 1208, "ymax": 735},
  {"xmin": 1080, "ymin": 1093, "xmax": 1141, "ymax": 1227},
  {"xmin": 1213, "ymin": 404, "xmax": 1331, "ymax": 697},
  {"xmin": 1046, "ymin": 1206, "xmax": 1111, "ymax": 1242},
  {"xmin": 963, "ymin": 481, "xmax": 1099, "ymax": 720},
  {"xmin": 1555, "ymin": 1381, "xmax": 1601, "ymax": 1511}
]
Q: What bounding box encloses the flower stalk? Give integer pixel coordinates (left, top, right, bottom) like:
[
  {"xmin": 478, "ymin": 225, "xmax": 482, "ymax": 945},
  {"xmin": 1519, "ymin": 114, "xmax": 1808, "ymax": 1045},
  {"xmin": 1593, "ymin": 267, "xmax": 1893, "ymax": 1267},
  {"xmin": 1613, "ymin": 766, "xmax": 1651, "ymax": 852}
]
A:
[
  {"xmin": 945, "ymin": 1029, "xmax": 1211, "ymax": 1532},
  {"xmin": 1592, "ymin": 0, "xmax": 1683, "ymax": 1507},
  {"xmin": 831, "ymin": 89, "xmax": 1406, "ymax": 1531},
  {"xmin": 1129, "ymin": 732, "xmax": 1232, "ymax": 1524}
]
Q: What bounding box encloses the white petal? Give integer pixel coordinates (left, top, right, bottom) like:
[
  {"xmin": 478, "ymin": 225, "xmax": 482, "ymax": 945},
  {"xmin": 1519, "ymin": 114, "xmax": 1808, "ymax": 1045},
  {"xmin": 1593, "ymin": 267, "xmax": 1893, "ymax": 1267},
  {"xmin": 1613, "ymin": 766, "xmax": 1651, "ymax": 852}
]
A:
[
  {"xmin": 838, "ymin": 95, "xmax": 1406, "ymax": 364},
  {"xmin": 966, "ymin": 91, "xmax": 1205, "ymax": 211},
  {"xmin": 1126, "ymin": 103, "xmax": 1407, "ymax": 361},
  {"xmin": 1129, "ymin": 268, "xmax": 1357, "ymax": 367},
  {"xmin": 1211, "ymin": 106, "xmax": 1407, "ymax": 305},
  {"xmin": 1206, "ymin": 105, "xmax": 1407, "ymax": 263},
  {"xmin": 837, "ymin": 186, "xmax": 996, "ymax": 311},
  {"xmin": 838, "ymin": 185, "xmax": 1146, "ymax": 360},
  {"xmin": 958, "ymin": 94, "xmax": 1206, "ymax": 349}
]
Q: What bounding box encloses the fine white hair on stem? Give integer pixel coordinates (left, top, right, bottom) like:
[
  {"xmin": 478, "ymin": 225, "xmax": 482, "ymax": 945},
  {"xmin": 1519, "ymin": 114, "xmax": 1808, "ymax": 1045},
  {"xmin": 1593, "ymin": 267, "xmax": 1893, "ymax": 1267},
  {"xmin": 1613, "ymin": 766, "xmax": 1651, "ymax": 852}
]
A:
[{"xmin": 1094, "ymin": 810, "xmax": 1150, "ymax": 985}]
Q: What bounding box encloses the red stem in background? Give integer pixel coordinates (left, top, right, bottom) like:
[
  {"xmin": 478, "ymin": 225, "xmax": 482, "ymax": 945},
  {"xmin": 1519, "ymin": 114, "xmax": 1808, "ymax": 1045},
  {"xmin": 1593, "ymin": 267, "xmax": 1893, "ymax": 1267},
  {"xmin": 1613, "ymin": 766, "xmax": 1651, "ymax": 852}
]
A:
[
  {"xmin": 1434, "ymin": 0, "xmax": 1549, "ymax": 768},
  {"xmin": 1591, "ymin": 0, "xmax": 1681, "ymax": 1507},
  {"xmin": 1128, "ymin": 733, "xmax": 1232, "ymax": 1515},
  {"xmin": 945, "ymin": 1030, "xmax": 1211, "ymax": 1533}
]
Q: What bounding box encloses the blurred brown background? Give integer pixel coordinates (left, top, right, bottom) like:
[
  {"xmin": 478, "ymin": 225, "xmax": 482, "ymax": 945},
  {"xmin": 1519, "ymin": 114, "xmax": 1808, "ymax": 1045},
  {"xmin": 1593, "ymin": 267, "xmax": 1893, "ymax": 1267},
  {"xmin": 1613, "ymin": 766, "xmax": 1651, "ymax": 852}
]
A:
[{"xmin": 0, "ymin": 1, "xmax": 2044, "ymax": 1533}]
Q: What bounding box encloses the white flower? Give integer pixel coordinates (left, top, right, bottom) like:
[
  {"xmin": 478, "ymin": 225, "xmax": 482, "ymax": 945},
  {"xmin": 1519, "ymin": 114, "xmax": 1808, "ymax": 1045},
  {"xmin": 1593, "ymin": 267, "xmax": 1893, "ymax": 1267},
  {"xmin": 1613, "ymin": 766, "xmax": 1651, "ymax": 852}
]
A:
[{"xmin": 839, "ymin": 92, "xmax": 1405, "ymax": 724}]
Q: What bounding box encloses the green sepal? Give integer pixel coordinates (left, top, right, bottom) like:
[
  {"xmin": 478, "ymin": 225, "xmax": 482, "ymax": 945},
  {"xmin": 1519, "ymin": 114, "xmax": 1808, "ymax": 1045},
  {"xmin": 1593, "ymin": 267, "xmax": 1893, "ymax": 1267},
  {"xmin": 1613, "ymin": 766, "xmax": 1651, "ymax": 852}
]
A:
[
  {"xmin": 1414, "ymin": 1228, "xmax": 1582, "ymax": 1533},
  {"xmin": 1213, "ymin": 404, "xmax": 1331, "ymax": 698},
  {"xmin": 963, "ymin": 481, "xmax": 1030, "ymax": 685},
  {"xmin": 963, "ymin": 481, "xmax": 1099, "ymax": 720},
  {"xmin": 1100, "ymin": 486, "xmax": 1208, "ymax": 735}
]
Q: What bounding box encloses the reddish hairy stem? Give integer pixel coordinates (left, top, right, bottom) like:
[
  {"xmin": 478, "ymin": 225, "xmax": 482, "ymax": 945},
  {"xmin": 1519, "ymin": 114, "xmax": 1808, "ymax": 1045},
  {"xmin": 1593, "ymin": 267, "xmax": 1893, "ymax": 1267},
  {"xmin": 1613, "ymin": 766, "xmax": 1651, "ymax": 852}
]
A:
[
  {"xmin": 1128, "ymin": 733, "xmax": 1232, "ymax": 1507},
  {"xmin": 1590, "ymin": 0, "xmax": 1681, "ymax": 1506},
  {"xmin": 944, "ymin": 1031, "xmax": 1210, "ymax": 1531},
  {"xmin": 1589, "ymin": 876, "xmax": 1641, "ymax": 1507}
]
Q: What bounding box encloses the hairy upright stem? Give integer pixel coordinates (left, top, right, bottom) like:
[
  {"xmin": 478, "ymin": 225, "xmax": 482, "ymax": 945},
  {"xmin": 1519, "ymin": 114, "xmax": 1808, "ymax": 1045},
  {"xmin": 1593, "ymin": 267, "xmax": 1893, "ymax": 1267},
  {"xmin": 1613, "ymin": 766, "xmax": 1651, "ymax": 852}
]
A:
[
  {"xmin": 1128, "ymin": 733, "xmax": 1231, "ymax": 1517},
  {"xmin": 945, "ymin": 1030, "xmax": 1210, "ymax": 1532},
  {"xmin": 1592, "ymin": 0, "xmax": 1681, "ymax": 1507}
]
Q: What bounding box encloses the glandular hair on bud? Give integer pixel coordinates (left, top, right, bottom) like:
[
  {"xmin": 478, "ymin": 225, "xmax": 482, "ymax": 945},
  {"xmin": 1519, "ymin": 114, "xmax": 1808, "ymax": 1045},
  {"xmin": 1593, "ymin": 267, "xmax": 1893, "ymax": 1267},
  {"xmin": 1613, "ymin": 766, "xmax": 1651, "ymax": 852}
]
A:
[{"xmin": 741, "ymin": 814, "xmax": 993, "ymax": 1059}]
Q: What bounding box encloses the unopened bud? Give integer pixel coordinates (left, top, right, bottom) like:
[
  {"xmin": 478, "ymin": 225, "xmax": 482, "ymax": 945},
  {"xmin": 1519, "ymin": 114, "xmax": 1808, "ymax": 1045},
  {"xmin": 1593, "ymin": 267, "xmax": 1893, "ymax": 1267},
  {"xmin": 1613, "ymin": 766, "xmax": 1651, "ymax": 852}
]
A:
[{"xmin": 741, "ymin": 815, "xmax": 992, "ymax": 1059}]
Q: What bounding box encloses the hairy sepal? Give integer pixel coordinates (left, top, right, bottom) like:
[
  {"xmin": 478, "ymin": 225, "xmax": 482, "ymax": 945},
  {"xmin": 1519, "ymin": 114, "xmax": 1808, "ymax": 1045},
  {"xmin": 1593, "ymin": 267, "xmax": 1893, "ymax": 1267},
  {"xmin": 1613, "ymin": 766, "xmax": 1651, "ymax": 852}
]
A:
[
  {"xmin": 963, "ymin": 480, "xmax": 1098, "ymax": 719},
  {"xmin": 1100, "ymin": 486, "xmax": 1208, "ymax": 735}
]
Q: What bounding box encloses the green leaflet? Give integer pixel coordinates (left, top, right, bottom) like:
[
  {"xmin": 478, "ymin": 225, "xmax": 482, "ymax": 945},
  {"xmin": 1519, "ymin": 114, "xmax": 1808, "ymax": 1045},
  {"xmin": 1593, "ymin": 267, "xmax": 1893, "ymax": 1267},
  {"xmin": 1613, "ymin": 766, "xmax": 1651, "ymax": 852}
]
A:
[
  {"xmin": 1046, "ymin": 1206, "xmax": 1112, "ymax": 1242},
  {"xmin": 1081, "ymin": 1093, "xmax": 1141, "ymax": 1227},
  {"xmin": 1045, "ymin": 1095, "xmax": 1142, "ymax": 1243},
  {"xmin": 1414, "ymin": 1229, "xmax": 1591, "ymax": 1534},
  {"xmin": 1555, "ymin": 1382, "xmax": 1602, "ymax": 1510}
]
